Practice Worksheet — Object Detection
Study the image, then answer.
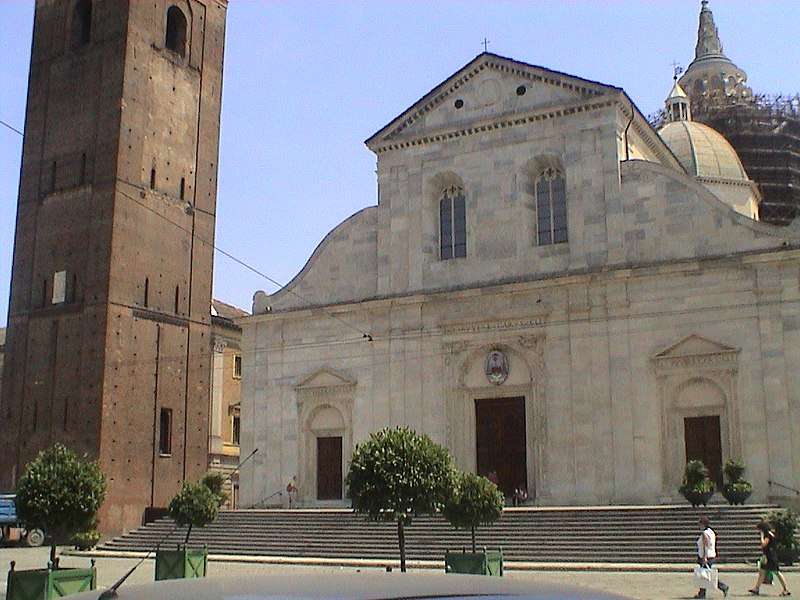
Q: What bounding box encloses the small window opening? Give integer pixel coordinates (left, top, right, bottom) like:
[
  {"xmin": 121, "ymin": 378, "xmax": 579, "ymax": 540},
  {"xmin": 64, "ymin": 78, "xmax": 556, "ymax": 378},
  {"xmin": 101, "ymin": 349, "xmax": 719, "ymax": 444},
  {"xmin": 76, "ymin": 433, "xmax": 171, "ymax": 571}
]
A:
[
  {"xmin": 165, "ymin": 6, "xmax": 187, "ymax": 57},
  {"xmin": 150, "ymin": 168, "xmax": 156, "ymax": 189},
  {"xmin": 70, "ymin": 0, "xmax": 92, "ymax": 48},
  {"xmin": 232, "ymin": 415, "xmax": 241, "ymax": 446},
  {"xmin": 174, "ymin": 285, "xmax": 179, "ymax": 313},
  {"xmin": 52, "ymin": 271, "xmax": 67, "ymax": 304},
  {"xmin": 233, "ymin": 355, "xmax": 242, "ymax": 378},
  {"xmin": 179, "ymin": 177, "xmax": 186, "ymax": 200},
  {"xmin": 159, "ymin": 408, "xmax": 172, "ymax": 455},
  {"xmin": 144, "ymin": 278, "xmax": 149, "ymax": 307}
]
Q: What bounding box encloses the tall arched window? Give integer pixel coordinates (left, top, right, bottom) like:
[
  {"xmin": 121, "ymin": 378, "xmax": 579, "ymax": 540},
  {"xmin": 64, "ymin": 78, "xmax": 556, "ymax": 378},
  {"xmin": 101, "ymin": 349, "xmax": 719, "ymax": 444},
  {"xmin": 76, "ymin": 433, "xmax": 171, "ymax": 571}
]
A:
[
  {"xmin": 165, "ymin": 6, "xmax": 187, "ymax": 57},
  {"xmin": 535, "ymin": 167, "xmax": 567, "ymax": 245},
  {"xmin": 439, "ymin": 186, "xmax": 466, "ymax": 259},
  {"xmin": 70, "ymin": 0, "xmax": 92, "ymax": 48}
]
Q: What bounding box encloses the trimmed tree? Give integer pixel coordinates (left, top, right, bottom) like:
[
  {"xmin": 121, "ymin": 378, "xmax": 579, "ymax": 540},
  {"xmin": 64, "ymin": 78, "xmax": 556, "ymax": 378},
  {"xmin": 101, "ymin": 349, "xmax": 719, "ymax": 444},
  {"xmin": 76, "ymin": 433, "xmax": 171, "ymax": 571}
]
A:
[
  {"xmin": 345, "ymin": 426, "xmax": 455, "ymax": 572},
  {"xmin": 14, "ymin": 444, "xmax": 106, "ymax": 567},
  {"xmin": 168, "ymin": 481, "xmax": 219, "ymax": 545},
  {"xmin": 201, "ymin": 472, "xmax": 229, "ymax": 507},
  {"xmin": 442, "ymin": 471, "xmax": 504, "ymax": 552}
]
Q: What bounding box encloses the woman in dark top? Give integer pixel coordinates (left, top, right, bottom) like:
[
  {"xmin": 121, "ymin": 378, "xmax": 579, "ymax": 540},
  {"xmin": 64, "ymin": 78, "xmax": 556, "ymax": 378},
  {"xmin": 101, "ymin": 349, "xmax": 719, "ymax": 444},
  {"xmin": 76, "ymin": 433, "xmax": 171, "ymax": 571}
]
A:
[{"xmin": 749, "ymin": 520, "xmax": 791, "ymax": 596}]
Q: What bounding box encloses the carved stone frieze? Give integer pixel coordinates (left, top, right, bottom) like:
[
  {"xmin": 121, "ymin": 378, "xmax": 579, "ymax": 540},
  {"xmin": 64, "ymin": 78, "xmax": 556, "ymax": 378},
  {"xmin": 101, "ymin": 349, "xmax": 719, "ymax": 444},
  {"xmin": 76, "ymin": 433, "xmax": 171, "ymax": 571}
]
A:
[
  {"xmin": 295, "ymin": 384, "xmax": 356, "ymax": 401},
  {"xmin": 443, "ymin": 317, "xmax": 547, "ymax": 336}
]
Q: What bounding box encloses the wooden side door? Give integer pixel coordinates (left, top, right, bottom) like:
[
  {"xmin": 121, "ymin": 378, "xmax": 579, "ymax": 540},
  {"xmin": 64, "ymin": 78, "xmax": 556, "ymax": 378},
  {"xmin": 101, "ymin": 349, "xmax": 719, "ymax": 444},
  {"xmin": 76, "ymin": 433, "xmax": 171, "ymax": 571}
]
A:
[{"xmin": 684, "ymin": 416, "xmax": 723, "ymax": 487}]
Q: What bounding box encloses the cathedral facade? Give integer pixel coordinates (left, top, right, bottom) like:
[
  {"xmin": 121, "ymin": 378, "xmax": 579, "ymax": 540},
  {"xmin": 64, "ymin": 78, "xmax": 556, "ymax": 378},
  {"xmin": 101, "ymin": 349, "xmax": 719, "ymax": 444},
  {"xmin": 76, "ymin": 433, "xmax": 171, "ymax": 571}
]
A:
[{"xmin": 239, "ymin": 48, "xmax": 800, "ymax": 508}]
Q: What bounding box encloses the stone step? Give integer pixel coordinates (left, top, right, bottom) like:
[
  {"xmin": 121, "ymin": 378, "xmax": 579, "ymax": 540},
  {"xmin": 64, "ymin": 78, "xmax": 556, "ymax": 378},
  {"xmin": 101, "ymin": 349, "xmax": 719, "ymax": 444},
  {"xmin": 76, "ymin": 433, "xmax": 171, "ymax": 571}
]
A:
[{"xmin": 99, "ymin": 504, "xmax": 778, "ymax": 564}]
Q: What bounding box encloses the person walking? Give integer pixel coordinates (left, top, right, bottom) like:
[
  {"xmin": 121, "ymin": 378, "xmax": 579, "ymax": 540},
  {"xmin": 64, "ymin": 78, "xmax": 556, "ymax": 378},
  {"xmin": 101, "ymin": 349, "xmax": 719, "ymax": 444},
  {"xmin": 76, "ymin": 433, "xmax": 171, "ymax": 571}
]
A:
[
  {"xmin": 695, "ymin": 515, "xmax": 730, "ymax": 598},
  {"xmin": 749, "ymin": 519, "xmax": 791, "ymax": 596}
]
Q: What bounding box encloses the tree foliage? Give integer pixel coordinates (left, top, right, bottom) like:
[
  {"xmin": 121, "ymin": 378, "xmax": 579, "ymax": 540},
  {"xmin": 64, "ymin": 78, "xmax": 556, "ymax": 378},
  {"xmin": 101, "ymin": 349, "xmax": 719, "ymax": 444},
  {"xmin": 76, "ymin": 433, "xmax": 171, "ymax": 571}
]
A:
[
  {"xmin": 201, "ymin": 472, "xmax": 229, "ymax": 506},
  {"xmin": 442, "ymin": 471, "xmax": 504, "ymax": 552},
  {"xmin": 15, "ymin": 443, "xmax": 106, "ymax": 564},
  {"xmin": 345, "ymin": 426, "xmax": 455, "ymax": 571},
  {"xmin": 168, "ymin": 481, "xmax": 219, "ymax": 545}
]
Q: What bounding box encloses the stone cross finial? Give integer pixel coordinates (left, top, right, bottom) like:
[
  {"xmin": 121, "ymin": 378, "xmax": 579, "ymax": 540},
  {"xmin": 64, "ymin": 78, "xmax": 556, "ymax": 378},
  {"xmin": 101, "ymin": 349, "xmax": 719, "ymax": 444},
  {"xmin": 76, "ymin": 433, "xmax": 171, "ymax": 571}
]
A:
[{"xmin": 482, "ymin": 38, "xmax": 490, "ymax": 52}]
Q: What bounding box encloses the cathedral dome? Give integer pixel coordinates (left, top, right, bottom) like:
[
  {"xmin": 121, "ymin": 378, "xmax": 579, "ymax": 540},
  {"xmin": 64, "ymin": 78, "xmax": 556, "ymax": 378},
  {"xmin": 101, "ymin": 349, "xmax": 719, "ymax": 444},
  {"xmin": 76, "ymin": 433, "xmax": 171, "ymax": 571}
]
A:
[{"xmin": 658, "ymin": 120, "xmax": 749, "ymax": 181}]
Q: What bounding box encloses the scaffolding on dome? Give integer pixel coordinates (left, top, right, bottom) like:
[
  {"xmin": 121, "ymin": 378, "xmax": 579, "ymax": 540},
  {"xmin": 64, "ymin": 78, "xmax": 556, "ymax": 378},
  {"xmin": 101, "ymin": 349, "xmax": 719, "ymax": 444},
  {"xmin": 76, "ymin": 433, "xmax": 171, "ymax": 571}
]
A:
[{"xmin": 651, "ymin": 92, "xmax": 800, "ymax": 226}]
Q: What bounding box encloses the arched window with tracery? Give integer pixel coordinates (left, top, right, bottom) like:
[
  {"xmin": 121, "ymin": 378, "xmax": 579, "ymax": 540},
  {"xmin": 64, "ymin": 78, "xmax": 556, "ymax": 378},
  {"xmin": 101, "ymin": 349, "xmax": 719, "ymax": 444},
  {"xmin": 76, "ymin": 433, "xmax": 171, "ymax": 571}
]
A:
[
  {"xmin": 70, "ymin": 0, "xmax": 92, "ymax": 48},
  {"xmin": 535, "ymin": 167, "xmax": 567, "ymax": 245},
  {"xmin": 165, "ymin": 6, "xmax": 188, "ymax": 57},
  {"xmin": 439, "ymin": 185, "xmax": 466, "ymax": 259}
]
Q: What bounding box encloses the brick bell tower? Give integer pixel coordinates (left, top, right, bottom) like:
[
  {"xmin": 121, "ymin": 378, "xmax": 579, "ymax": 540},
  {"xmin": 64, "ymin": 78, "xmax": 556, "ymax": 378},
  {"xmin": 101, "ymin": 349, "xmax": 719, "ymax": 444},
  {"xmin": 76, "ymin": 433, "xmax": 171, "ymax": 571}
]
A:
[{"xmin": 1, "ymin": 0, "xmax": 227, "ymax": 533}]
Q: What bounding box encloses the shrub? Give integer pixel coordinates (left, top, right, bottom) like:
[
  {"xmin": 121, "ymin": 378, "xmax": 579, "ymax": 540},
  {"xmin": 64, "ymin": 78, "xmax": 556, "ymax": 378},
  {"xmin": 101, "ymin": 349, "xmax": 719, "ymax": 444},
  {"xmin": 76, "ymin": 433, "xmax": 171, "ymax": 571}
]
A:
[
  {"xmin": 201, "ymin": 472, "xmax": 229, "ymax": 506},
  {"xmin": 168, "ymin": 481, "xmax": 219, "ymax": 545},
  {"xmin": 442, "ymin": 472, "xmax": 504, "ymax": 552},
  {"xmin": 14, "ymin": 444, "xmax": 106, "ymax": 566},
  {"xmin": 723, "ymin": 458, "xmax": 747, "ymax": 483},
  {"xmin": 765, "ymin": 508, "xmax": 799, "ymax": 551},
  {"xmin": 679, "ymin": 459, "xmax": 715, "ymax": 495},
  {"xmin": 345, "ymin": 426, "xmax": 455, "ymax": 572}
]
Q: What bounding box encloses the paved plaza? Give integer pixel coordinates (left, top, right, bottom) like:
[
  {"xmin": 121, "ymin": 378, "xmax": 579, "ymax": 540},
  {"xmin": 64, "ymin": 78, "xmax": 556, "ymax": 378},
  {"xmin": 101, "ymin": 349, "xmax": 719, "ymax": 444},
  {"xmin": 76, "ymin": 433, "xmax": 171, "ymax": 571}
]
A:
[{"xmin": 0, "ymin": 546, "xmax": 795, "ymax": 600}]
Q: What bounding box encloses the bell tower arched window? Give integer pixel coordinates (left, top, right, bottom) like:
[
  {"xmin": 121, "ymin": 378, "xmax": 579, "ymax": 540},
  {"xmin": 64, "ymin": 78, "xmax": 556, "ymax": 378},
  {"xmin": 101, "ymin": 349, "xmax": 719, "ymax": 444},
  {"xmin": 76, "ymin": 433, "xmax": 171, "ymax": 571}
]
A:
[
  {"xmin": 535, "ymin": 167, "xmax": 567, "ymax": 245},
  {"xmin": 439, "ymin": 186, "xmax": 466, "ymax": 259},
  {"xmin": 165, "ymin": 6, "xmax": 187, "ymax": 57},
  {"xmin": 70, "ymin": 0, "xmax": 92, "ymax": 48}
]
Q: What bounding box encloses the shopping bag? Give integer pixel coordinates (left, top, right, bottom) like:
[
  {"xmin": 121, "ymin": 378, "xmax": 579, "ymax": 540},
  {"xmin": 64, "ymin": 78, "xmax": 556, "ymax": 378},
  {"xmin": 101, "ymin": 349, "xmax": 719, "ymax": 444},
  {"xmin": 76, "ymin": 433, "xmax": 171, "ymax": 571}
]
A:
[
  {"xmin": 759, "ymin": 556, "xmax": 775, "ymax": 584},
  {"xmin": 693, "ymin": 565, "xmax": 719, "ymax": 589}
]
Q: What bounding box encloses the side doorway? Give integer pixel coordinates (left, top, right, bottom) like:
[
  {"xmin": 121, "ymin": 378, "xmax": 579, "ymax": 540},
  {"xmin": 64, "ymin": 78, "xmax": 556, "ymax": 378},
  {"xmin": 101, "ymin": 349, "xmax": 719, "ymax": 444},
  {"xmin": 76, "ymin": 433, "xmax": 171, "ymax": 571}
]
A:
[
  {"xmin": 317, "ymin": 436, "xmax": 343, "ymax": 500},
  {"xmin": 684, "ymin": 415, "xmax": 723, "ymax": 487}
]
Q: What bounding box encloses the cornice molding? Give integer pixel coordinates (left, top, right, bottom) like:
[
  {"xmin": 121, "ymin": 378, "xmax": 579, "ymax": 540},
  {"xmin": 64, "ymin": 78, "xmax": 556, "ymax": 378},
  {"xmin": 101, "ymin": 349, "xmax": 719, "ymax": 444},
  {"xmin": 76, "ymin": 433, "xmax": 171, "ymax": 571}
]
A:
[{"xmin": 373, "ymin": 96, "xmax": 616, "ymax": 155}]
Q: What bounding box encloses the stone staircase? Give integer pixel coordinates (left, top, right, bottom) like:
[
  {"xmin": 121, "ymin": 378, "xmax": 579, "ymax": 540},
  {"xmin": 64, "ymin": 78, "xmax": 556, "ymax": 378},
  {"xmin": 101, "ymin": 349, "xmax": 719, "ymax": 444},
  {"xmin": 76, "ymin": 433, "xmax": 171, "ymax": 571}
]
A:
[{"xmin": 98, "ymin": 504, "xmax": 778, "ymax": 564}]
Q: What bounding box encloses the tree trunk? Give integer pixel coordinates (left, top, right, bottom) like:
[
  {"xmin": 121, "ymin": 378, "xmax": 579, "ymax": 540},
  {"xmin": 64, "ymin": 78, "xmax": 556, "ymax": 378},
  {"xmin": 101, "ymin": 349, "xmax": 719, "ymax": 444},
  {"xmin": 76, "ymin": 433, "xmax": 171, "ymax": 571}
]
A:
[
  {"xmin": 50, "ymin": 542, "xmax": 58, "ymax": 569},
  {"xmin": 471, "ymin": 526, "xmax": 476, "ymax": 553},
  {"xmin": 184, "ymin": 524, "xmax": 193, "ymax": 546},
  {"xmin": 398, "ymin": 520, "xmax": 406, "ymax": 573}
]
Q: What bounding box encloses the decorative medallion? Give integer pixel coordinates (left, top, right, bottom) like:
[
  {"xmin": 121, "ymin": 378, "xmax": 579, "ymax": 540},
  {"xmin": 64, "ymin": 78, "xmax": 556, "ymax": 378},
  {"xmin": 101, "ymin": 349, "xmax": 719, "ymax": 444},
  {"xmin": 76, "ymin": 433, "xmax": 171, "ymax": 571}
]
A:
[{"xmin": 485, "ymin": 349, "xmax": 509, "ymax": 385}]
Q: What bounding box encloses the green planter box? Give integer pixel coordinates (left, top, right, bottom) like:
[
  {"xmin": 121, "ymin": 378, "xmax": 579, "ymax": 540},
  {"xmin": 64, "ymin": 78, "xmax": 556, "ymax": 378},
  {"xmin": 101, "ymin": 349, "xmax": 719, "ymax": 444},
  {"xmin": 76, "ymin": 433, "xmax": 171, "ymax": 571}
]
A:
[
  {"xmin": 6, "ymin": 564, "xmax": 96, "ymax": 600},
  {"xmin": 155, "ymin": 546, "xmax": 208, "ymax": 580},
  {"xmin": 445, "ymin": 549, "xmax": 503, "ymax": 577}
]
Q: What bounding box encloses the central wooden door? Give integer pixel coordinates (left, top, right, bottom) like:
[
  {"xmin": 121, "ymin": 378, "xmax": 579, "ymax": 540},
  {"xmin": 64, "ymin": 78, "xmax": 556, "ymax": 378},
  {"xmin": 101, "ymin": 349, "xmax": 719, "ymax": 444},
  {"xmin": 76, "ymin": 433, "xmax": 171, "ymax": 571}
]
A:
[
  {"xmin": 684, "ymin": 416, "xmax": 723, "ymax": 487},
  {"xmin": 475, "ymin": 396, "xmax": 527, "ymax": 498},
  {"xmin": 317, "ymin": 436, "xmax": 343, "ymax": 500}
]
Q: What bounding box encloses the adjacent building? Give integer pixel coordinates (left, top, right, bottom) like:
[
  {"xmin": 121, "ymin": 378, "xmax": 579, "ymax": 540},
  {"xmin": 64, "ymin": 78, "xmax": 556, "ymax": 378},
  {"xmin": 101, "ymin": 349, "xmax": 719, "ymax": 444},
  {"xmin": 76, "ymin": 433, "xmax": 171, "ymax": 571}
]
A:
[
  {"xmin": 0, "ymin": 0, "xmax": 228, "ymax": 533},
  {"xmin": 208, "ymin": 300, "xmax": 247, "ymax": 508}
]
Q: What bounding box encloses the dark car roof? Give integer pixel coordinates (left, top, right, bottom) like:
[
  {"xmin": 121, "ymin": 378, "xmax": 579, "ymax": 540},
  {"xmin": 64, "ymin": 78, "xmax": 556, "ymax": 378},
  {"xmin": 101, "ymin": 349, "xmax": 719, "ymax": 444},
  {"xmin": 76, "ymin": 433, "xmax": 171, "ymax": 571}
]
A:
[{"xmin": 70, "ymin": 570, "xmax": 632, "ymax": 600}]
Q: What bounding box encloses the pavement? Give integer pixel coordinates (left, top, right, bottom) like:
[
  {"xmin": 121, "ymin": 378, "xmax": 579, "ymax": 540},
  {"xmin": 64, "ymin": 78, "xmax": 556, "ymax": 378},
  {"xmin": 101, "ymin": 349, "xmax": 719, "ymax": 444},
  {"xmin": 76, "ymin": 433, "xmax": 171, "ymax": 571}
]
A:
[{"xmin": 0, "ymin": 545, "xmax": 795, "ymax": 600}]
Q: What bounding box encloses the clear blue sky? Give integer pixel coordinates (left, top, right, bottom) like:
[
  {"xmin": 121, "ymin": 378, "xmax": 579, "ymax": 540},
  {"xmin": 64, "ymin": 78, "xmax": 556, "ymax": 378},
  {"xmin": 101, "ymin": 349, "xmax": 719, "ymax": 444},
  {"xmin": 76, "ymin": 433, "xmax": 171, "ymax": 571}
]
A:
[{"xmin": 1, "ymin": 1, "xmax": 798, "ymax": 326}]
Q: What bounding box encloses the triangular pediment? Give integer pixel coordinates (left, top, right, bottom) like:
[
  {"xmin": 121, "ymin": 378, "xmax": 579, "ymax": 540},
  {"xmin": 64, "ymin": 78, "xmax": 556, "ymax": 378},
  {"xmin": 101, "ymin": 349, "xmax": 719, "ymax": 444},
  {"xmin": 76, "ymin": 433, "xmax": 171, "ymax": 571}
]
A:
[
  {"xmin": 366, "ymin": 53, "xmax": 620, "ymax": 150},
  {"xmin": 654, "ymin": 334, "xmax": 737, "ymax": 359},
  {"xmin": 295, "ymin": 368, "xmax": 355, "ymax": 390}
]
